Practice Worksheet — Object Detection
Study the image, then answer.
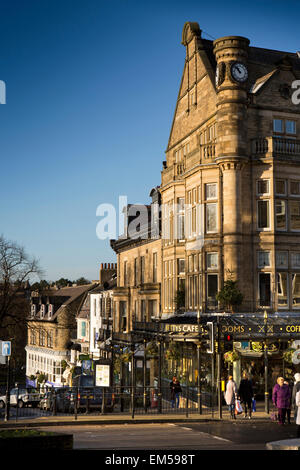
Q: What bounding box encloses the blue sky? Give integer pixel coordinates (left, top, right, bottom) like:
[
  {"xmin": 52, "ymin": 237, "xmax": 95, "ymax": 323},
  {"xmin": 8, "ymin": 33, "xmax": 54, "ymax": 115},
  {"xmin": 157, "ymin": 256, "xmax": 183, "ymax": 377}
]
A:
[{"xmin": 0, "ymin": 0, "xmax": 299, "ymax": 282}]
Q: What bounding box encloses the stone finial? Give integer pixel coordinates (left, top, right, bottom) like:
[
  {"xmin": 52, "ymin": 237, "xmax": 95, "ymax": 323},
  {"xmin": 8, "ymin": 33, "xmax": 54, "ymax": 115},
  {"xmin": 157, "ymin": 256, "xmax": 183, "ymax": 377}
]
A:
[{"xmin": 181, "ymin": 22, "xmax": 202, "ymax": 46}]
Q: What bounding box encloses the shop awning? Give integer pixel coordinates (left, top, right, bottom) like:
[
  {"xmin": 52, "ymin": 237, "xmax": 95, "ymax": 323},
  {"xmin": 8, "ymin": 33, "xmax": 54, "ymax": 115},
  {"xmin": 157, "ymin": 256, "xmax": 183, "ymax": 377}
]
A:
[{"xmin": 133, "ymin": 312, "xmax": 300, "ymax": 341}]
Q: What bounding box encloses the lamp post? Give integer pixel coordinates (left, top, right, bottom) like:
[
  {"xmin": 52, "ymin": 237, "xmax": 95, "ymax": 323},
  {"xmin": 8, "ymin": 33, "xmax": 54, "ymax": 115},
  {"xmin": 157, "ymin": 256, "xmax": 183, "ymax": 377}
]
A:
[
  {"xmin": 4, "ymin": 355, "xmax": 11, "ymax": 422},
  {"xmin": 264, "ymin": 310, "xmax": 269, "ymax": 414},
  {"xmin": 216, "ymin": 315, "xmax": 222, "ymax": 419},
  {"xmin": 143, "ymin": 339, "xmax": 147, "ymax": 413},
  {"xmin": 197, "ymin": 309, "xmax": 202, "ymax": 415}
]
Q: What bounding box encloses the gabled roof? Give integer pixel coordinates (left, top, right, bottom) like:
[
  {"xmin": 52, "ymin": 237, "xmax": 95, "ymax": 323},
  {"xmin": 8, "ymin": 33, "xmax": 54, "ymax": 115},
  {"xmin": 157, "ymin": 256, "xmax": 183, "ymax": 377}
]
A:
[{"xmin": 31, "ymin": 283, "xmax": 98, "ymax": 321}]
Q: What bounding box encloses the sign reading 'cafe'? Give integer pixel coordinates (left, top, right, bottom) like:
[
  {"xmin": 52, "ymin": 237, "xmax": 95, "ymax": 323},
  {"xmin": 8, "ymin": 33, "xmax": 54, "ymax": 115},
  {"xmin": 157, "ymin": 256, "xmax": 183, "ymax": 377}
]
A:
[{"xmin": 164, "ymin": 322, "xmax": 300, "ymax": 337}]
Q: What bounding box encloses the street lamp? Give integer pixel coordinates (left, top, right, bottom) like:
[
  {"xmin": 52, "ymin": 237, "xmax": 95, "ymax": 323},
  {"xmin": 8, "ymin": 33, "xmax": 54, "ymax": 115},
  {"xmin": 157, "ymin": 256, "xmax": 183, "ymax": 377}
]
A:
[{"xmin": 264, "ymin": 309, "xmax": 269, "ymax": 414}]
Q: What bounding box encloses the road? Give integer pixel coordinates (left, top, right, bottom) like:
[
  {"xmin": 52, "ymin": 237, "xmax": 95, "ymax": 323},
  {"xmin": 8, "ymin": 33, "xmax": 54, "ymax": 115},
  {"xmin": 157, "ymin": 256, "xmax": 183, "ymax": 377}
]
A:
[{"xmin": 36, "ymin": 421, "xmax": 299, "ymax": 451}]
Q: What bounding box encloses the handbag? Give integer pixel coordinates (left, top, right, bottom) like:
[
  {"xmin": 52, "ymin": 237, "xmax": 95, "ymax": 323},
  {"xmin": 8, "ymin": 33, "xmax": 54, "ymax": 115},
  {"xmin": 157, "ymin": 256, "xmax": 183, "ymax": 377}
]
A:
[
  {"xmin": 252, "ymin": 398, "xmax": 256, "ymax": 412},
  {"xmin": 270, "ymin": 407, "xmax": 278, "ymax": 422},
  {"xmin": 235, "ymin": 399, "xmax": 243, "ymax": 415}
]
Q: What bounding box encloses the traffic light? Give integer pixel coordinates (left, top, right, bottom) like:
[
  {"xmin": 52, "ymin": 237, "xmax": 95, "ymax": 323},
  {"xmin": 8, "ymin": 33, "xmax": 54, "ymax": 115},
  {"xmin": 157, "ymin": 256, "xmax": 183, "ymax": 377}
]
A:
[
  {"xmin": 224, "ymin": 333, "xmax": 233, "ymax": 351},
  {"xmin": 206, "ymin": 322, "xmax": 214, "ymax": 354}
]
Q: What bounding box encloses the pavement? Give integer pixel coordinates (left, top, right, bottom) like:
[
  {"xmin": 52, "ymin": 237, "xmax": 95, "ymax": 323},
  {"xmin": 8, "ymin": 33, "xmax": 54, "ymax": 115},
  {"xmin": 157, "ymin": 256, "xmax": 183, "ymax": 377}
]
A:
[
  {"xmin": 1, "ymin": 405, "xmax": 300, "ymax": 450},
  {"xmin": 0, "ymin": 404, "xmax": 275, "ymax": 428}
]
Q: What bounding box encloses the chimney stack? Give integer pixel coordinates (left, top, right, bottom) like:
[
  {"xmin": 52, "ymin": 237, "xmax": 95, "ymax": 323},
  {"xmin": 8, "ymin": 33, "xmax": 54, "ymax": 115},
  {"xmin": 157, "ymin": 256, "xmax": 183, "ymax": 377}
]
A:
[{"xmin": 99, "ymin": 261, "xmax": 117, "ymax": 286}]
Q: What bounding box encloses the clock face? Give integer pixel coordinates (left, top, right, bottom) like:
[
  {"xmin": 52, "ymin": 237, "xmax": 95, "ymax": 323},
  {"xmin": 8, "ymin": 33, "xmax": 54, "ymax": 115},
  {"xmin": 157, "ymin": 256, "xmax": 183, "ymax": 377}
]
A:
[{"xmin": 230, "ymin": 62, "xmax": 248, "ymax": 83}]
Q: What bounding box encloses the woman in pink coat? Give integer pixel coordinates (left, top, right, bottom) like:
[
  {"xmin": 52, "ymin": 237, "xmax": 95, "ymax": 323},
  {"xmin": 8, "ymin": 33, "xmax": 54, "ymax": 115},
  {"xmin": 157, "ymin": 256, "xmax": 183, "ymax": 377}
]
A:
[
  {"xmin": 272, "ymin": 377, "xmax": 291, "ymax": 425},
  {"xmin": 225, "ymin": 376, "xmax": 238, "ymax": 419}
]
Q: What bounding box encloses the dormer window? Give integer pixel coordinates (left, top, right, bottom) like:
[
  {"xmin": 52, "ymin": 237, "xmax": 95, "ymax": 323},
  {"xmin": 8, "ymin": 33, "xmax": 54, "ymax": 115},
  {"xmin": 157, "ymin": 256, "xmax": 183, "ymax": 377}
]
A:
[
  {"xmin": 40, "ymin": 304, "xmax": 46, "ymax": 318},
  {"xmin": 48, "ymin": 304, "xmax": 54, "ymax": 318},
  {"xmin": 31, "ymin": 304, "xmax": 37, "ymax": 318}
]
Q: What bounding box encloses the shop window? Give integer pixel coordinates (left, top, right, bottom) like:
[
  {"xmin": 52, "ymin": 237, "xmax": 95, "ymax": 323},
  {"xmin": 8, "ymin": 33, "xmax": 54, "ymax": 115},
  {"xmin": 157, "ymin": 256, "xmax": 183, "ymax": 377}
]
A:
[{"xmin": 259, "ymin": 273, "xmax": 271, "ymax": 307}]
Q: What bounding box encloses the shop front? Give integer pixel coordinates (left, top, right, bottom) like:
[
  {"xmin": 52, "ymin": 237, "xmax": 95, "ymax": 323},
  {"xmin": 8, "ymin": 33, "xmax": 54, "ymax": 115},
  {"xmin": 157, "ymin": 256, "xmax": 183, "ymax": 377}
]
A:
[{"xmin": 133, "ymin": 312, "xmax": 300, "ymax": 414}]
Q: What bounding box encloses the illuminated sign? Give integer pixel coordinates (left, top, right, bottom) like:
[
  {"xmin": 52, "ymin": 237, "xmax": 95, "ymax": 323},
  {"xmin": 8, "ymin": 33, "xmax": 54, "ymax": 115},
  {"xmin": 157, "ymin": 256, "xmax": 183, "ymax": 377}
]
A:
[{"xmin": 162, "ymin": 322, "xmax": 300, "ymax": 337}]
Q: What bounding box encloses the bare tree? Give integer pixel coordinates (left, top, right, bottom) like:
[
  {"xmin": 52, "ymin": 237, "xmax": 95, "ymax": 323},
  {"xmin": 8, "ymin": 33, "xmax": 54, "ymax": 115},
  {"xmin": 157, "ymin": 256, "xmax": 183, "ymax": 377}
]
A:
[{"xmin": 0, "ymin": 235, "xmax": 43, "ymax": 330}]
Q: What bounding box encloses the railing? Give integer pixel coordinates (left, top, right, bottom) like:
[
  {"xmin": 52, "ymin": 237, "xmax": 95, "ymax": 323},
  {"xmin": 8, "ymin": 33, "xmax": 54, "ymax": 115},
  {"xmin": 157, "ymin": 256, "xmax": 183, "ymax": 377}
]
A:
[
  {"xmin": 201, "ymin": 142, "xmax": 216, "ymax": 160},
  {"xmin": 252, "ymin": 137, "xmax": 300, "ymax": 157},
  {"xmin": 0, "ymin": 384, "xmax": 216, "ymax": 421}
]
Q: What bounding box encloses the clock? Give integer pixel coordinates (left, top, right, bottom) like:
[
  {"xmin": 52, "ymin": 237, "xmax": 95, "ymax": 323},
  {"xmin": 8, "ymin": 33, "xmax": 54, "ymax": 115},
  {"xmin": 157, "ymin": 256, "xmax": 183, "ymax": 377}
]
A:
[
  {"xmin": 215, "ymin": 62, "xmax": 225, "ymax": 87},
  {"xmin": 230, "ymin": 62, "xmax": 248, "ymax": 83}
]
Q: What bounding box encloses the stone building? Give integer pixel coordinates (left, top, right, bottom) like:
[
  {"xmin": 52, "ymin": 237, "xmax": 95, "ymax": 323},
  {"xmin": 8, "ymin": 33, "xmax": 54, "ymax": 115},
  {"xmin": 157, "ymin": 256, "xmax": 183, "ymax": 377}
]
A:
[
  {"xmin": 72, "ymin": 263, "xmax": 116, "ymax": 361},
  {"xmin": 25, "ymin": 284, "xmax": 96, "ymax": 387},
  {"xmin": 160, "ymin": 22, "xmax": 300, "ymax": 315},
  {"xmin": 89, "ymin": 267, "xmax": 116, "ymax": 359},
  {"xmin": 108, "ymin": 23, "xmax": 300, "ymax": 396},
  {"xmin": 110, "ymin": 187, "xmax": 161, "ymax": 333}
]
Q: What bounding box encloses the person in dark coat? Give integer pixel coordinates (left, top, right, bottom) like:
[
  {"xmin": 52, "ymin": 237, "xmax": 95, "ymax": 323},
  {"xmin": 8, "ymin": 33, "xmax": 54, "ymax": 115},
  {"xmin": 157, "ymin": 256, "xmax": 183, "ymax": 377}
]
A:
[
  {"xmin": 292, "ymin": 373, "xmax": 300, "ymax": 422},
  {"xmin": 272, "ymin": 377, "xmax": 291, "ymax": 425},
  {"xmin": 170, "ymin": 376, "xmax": 182, "ymax": 408},
  {"xmin": 284, "ymin": 380, "xmax": 293, "ymax": 424},
  {"xmin": 238, "ymin": 372, "xmax": 254, "ymax": 419}
]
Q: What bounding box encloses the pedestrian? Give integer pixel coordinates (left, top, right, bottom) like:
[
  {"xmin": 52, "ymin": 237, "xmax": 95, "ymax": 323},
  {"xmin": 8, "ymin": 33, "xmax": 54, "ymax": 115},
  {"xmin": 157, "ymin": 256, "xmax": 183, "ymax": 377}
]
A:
[
  {"xmin": 284, "ymin": 380, "xmax": 292, "ymax": 424},
  {"xmin": 296, "ymin": 389, "xmax": 300, "ymax": 438},
  {"xmin": 272, "ymin": 377, "xmax": 291, "ymax": 425},
  {"xmin": 292, "ymin": 373, "xmax": 300, "ymax": 422},
  {"xmin": 170, "ymin": 376, "xmax": 182, "ymax": 409},
  {"xmin": 225, "ymin": 375, "xmax": 238, "ymax": 419},
  {"xmin": 238, "ymin": 372, "xmax": 254, "ymax": 419}
]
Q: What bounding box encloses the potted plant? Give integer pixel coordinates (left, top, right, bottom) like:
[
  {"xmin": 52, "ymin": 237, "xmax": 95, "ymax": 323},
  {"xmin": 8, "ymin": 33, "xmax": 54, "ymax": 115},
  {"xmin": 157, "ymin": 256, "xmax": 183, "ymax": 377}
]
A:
[
  {"xmin": 224, "ymin": 350, "xmax": 239, "ymax": 363},
  {"xmin": 216, "ymin": 278, "xmax": 243, "ymax": 313}
]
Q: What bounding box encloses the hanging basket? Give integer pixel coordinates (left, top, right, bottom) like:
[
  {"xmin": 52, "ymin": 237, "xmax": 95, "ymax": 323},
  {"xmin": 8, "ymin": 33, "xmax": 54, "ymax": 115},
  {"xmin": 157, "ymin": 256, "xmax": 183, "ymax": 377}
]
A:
[
  {"xmin": 165, "ymin": 344, "xmax": 181, "ymax": 361},
  {"xmin": 283, "ymin": 348, "xmax": 296, "ymax": 364},
  {"xmin": 251, "ymin": 342, "xmax": 264, "ymax": 352},
  {"xmin": 145, "ymin": 342, "xmax": 158, "ymax": 357},
  {"xmin": 224, "ymin": 351, "xmax": 239, "ymax": 363}
]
